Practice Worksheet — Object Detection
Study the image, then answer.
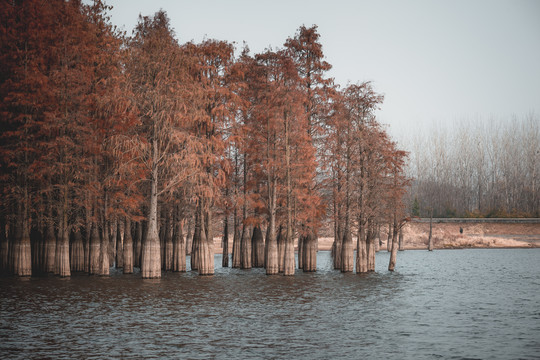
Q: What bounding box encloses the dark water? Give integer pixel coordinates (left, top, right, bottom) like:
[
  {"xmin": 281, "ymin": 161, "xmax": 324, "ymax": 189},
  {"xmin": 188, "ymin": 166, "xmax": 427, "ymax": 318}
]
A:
[{"xmin": 1, "ymin": 249, "xmax": 539, "ymax": 359}]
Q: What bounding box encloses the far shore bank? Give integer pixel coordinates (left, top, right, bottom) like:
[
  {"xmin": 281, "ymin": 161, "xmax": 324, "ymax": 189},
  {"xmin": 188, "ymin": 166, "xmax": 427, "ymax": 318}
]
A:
[{"xmin": 212, "ymin": 219, "xmax": 540, "ymax": 252}]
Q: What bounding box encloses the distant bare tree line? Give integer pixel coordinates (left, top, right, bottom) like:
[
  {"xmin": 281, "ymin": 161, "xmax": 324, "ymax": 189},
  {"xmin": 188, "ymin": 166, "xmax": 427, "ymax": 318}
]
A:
[{"xmin": 406, "ymin": 113, "xmax": 539, "ymax": 217}]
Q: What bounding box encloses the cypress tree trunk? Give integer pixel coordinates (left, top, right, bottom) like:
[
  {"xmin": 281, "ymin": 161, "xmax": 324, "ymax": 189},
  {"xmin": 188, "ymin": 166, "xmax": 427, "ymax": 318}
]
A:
[
  {"xmin": 71, "ymin": 229, "xmax": 84, "ymax": 272},
  {"xmin": 134, "ymin": 222, "xmax": 142, "ymax": 268},
  {"xmin": 398, "ymin": 229, "xmax": 404, "ymax": 251},
  {"xmin": 222, "ymin": 217, "xmax": 229, "ymax": 267},
  {"xmin": 367, "ymin": 228, "xmax": 376, "ymax": 272},
  {"xmin": 163, "ymin": 209, "xmax": 173, "ymax": 271},
  {"xmin": 277, "ymin": 225, "xmax": 284, "ymax": 273},
  {"xmin": 387, "ymin": 223, "xmax": 392, "ymax": 252},
  {"xmin": 388, "ymin": 216, "xmax": 399, "ymax": 271},
  {"xmin": 231, "ymin": 214, "xmax": 241, "ymax": 268},
  {"xmin": 302, "ymin": 231, "xmax": 317, "ymax": 272},
  {"xmin": 0, "ymin": 219, "xmax": 8, "ymax": 274},
  {"xmin": 333, "ymin": 223, "xmax": 342, "ymax": 270},
  {"xmin": 356, "ymin": 224, "xmax": 367, "ymax": 273},
  {"xmin": 172, "ymin": 218, "xmax": 186, "ymax": 272},
  {"xmin": 13, "ymin": 216, "xmax": 31, "ymax": 277},
  {"xmin": 116, "ymin": 220, "xmax": 124, "ymax": 268},
  {"xmin": 123, "ymin": 218, "xmax": 133, "ymax": 274},
  {"xmin": 109, "ymin": 220, "xmax": 117, "ymax": 268},
  {"xmin": 265, "ymin": 219, "xmax": 278, "ymax": 275},
  {"xmin": 283, "ymin": 225, "xmax": 295, "ymax": 276},
  {"xmin": 340, "ymin": 230, "xmax": 353, "ymax": 272},
  {"xmin": 55, "ymin": 221, "xmax": 70, "ymax": 278},
  {"xmin": 297, "ymin": 235, "xmax": 304, "ymax": 270},
  {"xmin": 251, "ymin": 225, "xmax": 264, "ymax": 268},
  {"xmin": 141, "ymin": 155, "xmax": 161, "ymax": 278},
  {"xmin": 31, "ymin": 227, "xmax": 42, "ymax": 274},
  {"xmin": 197, "ymin": 205, "xmax": 214, "ymax": 276},
  {"xmin": 99, "ymin": 221, "xmax": 109, "ymax": 276},
  {"xmin": 240, "ymin": 224, "xmax": 251, "ymax": 269},
  {"xmin": 185, "ymin": 218, "xmax": 192, "ymax": 256},
  {"xmin": 89, "ymin": 224, "xmax": 100, "ymax": 274},
  {"xmin": 191, "ymin": 210, "xmax": 200, "ymax": 271},
  {"xmin": 43, "ymin": 225, "xmax": 56, "ymax": 273}
]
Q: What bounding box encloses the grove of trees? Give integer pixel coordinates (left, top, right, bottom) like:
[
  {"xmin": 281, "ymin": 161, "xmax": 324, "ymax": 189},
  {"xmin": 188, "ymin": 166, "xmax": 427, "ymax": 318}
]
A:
[
  {"xmin": 407, "ymin": 114, "xmax": 539, "ymax": 218},
  {"xmin": 0, "ymin": 0, "xmax": 408, "ymax": 278}
]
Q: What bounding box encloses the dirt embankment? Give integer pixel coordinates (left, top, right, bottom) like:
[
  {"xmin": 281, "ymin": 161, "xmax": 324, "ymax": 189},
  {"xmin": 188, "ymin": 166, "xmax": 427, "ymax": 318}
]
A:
[
  {"xmin": 398, "ymin": 220, "xmax": 540, "ymax": 249},
  {"xmin": 213, "ymin": 220, "xmax": 540, "ymax": 252}
]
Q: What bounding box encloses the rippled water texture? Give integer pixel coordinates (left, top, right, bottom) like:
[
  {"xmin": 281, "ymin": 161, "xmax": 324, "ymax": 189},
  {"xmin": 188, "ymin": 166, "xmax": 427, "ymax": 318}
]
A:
[{"xmin": 1, "ymin": 249, "xmax": 539, "ymax": 359}]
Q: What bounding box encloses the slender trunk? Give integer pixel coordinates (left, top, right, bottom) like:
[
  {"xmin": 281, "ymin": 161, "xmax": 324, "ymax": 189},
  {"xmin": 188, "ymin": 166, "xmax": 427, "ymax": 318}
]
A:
[
  {"xmin": 428, "ymin": 211, "xmax": 433, "ymax": 251},
  {"xmin": 116, "ymin": 220, "xmax": 124, "ymax": 268},
  {"xmin": 89, "ymin": 223, "xmax": 100, "ymax": 274},
  {"xmin": 43, "ymin": 224, "xmax": 56, "ymax": 273},
  {"xmin": 240, "ymin": 223, "xmax": 251, "ymax": 269},
  {"xmin": 231, "ymin": 212, "xmax": 241, "ymax": 268},
  {"xmin": 265, "ymin": 215, "xmax": 278, "ymax": 275},
  {"xmin": 366, "ymin": 226, "xmax": 375, "ymax": 272},
  {"xmin": 71, "ymin": 229, "xmax": 84, "ymax": 272},
  {"xmin": 251, "ymin": 225, "xmax": 264, "ymax": 268},
  {"xmin": 388, "ymin": 215, "xmax": 399, "ymax": 271},
  {"xmin": 13, "ymin": 211, "xmax": 32, "ymax": 277},
  {"xmin": 277, "ymin": 225, "xmax": 285, "ymax": 273},
  {"xmin": 163, "ymin": 207, "xmax": 173, "ymax": 271},
  {"xmin": 123, "ymin": 218, "xmax": 133, "ymax": 274},
  {"xmin": 398, "ymin": 228, "xmax": 404, "ymax": 251},
  {"xmin": 197, "ymin": 204, "xmax": 214, "ymax": 276},
  {"xmin": 356, "ymin": 221, "xmax": 367, "ymax": 273},
  {"xmin": 302, "ymin": 231, "xmax": 317, "ymax": 272},
  {"xmin": 141, "ymin": 150, "xmax": 161, "ymax": 278},
  {"xmin": 298, "ymin": 235, "xmax": 304, "ymax": 270},
  {"xmin": 109, "ymin": 220, "xmax": 117, "ymax": 268},
  {"xmin": 185, "ymin": 217, "xmax": 192, "ymax": 256},
  {"xmin": 386, "ymin": 223, "xmax": 392, "ymax": 252},
  {"xmin": 0, "ymin": 218, "xmax": 8, "ymax": 274},
  {"xmin": 341, "ymin": 230, "xmax": 353, "ymax": 272},
  {"xmin": 134, "ymin": 222, "xmax": 142, "ymax": 268},
  {"xmin": 222, "ymin": 216, "xmax": 229, "ymax": 267},
  {"xmin": 172, "ymin": 212, "xmax": 186, "ymax": 272},
  {"xmin": 99, "ymin": 191, "xmax": 109, "ymax": 276},
  {"xmin": 191, "ymin": 210, "xmax": 200, "ymax": 271},
  {"xmin": 283, "ymin": 111, "xmax": 294, "ymax": 276}
]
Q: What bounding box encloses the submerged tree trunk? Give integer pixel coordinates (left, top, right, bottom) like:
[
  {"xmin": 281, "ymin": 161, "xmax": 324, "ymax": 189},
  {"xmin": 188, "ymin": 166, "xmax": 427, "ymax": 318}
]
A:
[
  {"xmin": 197, "ymin": 205, "xmax": 214, "ymax": 276},
  {"xmin": 221, "ymin": 217, "xmax": 229, "ymax": 267},
  {"xmin": 428, "ymin": 212, "xmax": 433, "ymax": 251},
  {"xmin": 89, "ymin": 223, "xmax": 100, "ymax": 274},
  {"xmin": 388, "ymin": 215, "xmax": 399, "ymax": 271},
  {"xmin": 42, "ymin": 225, "xmax": 56, "ymax": 273},
  {"xmin": 297, "ymin": 235, "xmax": 304, "ymax": 270},
  {"xmin": 265, "ymin": 219, "xmax": 279, "ymax": 275},
  {"xmin": 277, "ymin": 225, "xmax": 284, "ymax": 273},
  {"xmin": 340, "ymin": 230, "xmax": 353, "ymax": 273},
  {"xmin": 141, "ymin": 159, "xmax": 161, "ymax": 278},
  {"xmin": 109, "ymin": 220, "xmax": 117, "ymax": 268},
  {"xmin": 398, "ymin": 228, "xmax": 404, "ymax": 251},
  {"xmin": 251, "ymin": 225, "xmax": 264, "ymax": 268},
  {"xmin": 13, "ymin": 216, "xmax": 31, "ymax": 277},
  {"xmin": 191, "ymin": 210, "xmax": 200, "ymax": 271},
  {"xmin": 185, "ymin": 218, "xmax": 192, "ymax": 256},
  {"xmin": 231, "ymin": 214, "xmax": 241, "ymax": 268},
  {"xmin": 163, "ymin": 208, "xmax": 173, "ymax": 271},
  {"xmin": 356, "ymin": 224, "xmax": 367, "ymax": 273},
  {"xmin": 366, "ymin": 226, "xmax": 376, "ymax": 272},
  {"xmin": 302, "ymin": 231, "xmax": 317, "ymax": 272},
  {"xmin": 0, "ymin": 219, "xmax": 9, "ymax": 274},
  {"xmin": 387, "ymin": 223, "xmax": 392, "ymax": 252},
  {"xmin": 172, "ymin": 214, "xmax": 186, "ymax": 272},
  {"xmin": 134, "ymin": 222, "xmax": 143, "ymax": 268},
  {"xmin": 71, "ymin": 229, "xmax": 84, "ymax": 272},
  {"xmin": 240, "ymin": 224, "xmax": 251, "ymax": 269},
  {"xmin": 123, "ymin": 218, "xmax": 133, "ymax": 274},
  {"xmin": 116, "ymin": 220, "xmax": 124, "ymax": 269}
]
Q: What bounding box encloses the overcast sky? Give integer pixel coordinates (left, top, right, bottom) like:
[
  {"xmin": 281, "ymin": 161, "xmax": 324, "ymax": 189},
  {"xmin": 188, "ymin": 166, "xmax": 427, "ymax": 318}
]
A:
[{"xmin": 103, "ymin": 0, "xmax": 540, "ymax": 140}]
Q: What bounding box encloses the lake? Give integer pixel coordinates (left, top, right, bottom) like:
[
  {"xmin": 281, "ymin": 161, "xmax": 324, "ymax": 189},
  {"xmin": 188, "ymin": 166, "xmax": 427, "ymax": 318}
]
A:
[{"xmin": 1, "ymin": 249, "xmax": 539, "ymax": 359}]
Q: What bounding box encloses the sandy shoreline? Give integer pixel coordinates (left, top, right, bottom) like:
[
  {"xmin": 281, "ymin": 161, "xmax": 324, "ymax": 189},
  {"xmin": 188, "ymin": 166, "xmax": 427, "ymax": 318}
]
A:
[{"xmin": 211, "ymin": 220, "xmax": 540, "ymax": 252}]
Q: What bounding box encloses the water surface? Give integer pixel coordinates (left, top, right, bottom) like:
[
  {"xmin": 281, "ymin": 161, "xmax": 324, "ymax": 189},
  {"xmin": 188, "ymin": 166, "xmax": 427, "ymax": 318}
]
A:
[{"xmin": 1, "ymin": 249, "xmax": 539, "ymax": 359}]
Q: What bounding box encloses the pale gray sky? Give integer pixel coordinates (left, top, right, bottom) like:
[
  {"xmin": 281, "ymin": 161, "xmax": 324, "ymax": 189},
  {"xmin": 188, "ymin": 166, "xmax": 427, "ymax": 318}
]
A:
[{"xmin": 104, "ymin": 0, "xmax": 540, "ymax": 139}]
